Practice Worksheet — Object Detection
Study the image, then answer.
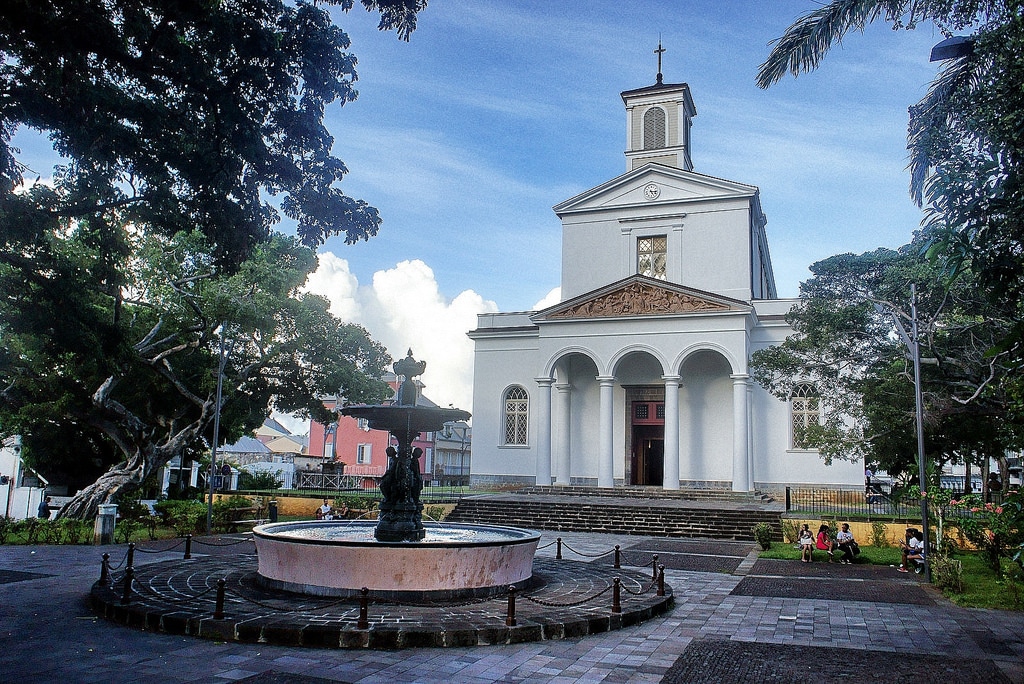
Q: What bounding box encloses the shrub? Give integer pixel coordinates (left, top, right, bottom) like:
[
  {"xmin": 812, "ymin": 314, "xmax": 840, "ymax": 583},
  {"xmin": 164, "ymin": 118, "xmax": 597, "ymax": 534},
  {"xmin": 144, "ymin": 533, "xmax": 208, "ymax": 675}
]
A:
[
  {"xmin": 239, "ymin": 469, "xmax": 283, "ymax": 490},
  {"xmin": 931, "ymin": 555, "xmax": 964, "ymax": 593},
  {"xmin": 0, "ymin": 516, "xmax": 14, "ymax": 544},
  {"xmin": 154, "ymin": 499, "xmax": 206, "ymax": 536},
  {"xmin": 780, "ymin": 519, "xmax": 799, "ymax": 544},
  {"xmin": 59, "ymin": 518, "xmax": 91, "ymax": 545},
  {"xmin": 752, "ymin": 522, "xmax": 773, "ymax": 551},
  {"xmin": 870, "ymin": 521, "xmax": 889, "ymax": 548},
  {"xmin": 423, "ymin": 505, "xmax": 446, "ymax": 523}
]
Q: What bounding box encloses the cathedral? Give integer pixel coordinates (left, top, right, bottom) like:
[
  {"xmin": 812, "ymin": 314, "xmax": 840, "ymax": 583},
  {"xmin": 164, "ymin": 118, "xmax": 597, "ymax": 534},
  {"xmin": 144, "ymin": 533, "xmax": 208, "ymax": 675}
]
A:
[{"xmin": 468, "ymin": 66, "xmax": 862, "ymax": 493}]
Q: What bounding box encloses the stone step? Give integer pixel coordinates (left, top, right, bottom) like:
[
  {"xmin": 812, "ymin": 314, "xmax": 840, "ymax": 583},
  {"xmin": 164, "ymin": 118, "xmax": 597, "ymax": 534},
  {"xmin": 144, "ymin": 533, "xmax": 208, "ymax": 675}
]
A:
[
  {"xmin": 447, "ymin": 498, "xmax": 783, "ymax": 541},
  {"xmin": 515, "ymin": 486, "xmax": 776, "ymax": 503}
]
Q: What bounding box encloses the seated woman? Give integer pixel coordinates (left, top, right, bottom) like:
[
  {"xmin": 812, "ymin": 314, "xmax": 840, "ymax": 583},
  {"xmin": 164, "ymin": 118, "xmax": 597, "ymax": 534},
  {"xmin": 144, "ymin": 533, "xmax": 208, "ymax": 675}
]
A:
[
  {"xmin": 798, "ymin": 523, "xmax": 815, "ymax": 562},
  {"xmin": 815, "ymin": 523, "xmax": 835, "ymax": 562},
  {"xmin": 835, "ymin": 523, "xmax": 856, "ymax": 564}
]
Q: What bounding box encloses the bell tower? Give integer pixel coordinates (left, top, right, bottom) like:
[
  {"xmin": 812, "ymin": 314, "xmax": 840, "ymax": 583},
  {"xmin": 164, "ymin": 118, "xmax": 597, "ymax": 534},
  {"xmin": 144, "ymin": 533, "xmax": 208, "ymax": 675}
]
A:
[{"xmin": 621, "ymin": 42, "xmax": 697, "ymax": 172}]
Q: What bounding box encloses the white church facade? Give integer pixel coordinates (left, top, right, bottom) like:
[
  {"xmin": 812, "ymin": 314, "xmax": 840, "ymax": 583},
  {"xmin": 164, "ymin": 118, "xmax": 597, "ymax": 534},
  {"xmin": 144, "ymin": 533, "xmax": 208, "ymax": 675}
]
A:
[{"xmin": 468, "ymin": 74, "xmax": 863, "ymax": 493}]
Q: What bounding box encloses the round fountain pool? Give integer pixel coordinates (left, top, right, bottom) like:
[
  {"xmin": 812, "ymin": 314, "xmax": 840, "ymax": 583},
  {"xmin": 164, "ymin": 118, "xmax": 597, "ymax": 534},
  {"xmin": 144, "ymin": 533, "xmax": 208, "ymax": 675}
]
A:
[{"xmin": 252, "ymin": 520, "xmax": 541, "ymax": 599}]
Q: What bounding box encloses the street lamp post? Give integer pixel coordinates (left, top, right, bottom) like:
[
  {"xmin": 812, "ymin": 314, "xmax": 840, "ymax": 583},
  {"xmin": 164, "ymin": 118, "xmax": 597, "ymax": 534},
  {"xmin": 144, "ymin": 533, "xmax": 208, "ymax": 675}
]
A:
[
  {"xmin": 206, "ymin": 326, "xmax": 229, "ymax": 535},
  {"xmin": 875, "ymin": 285, "xmax": 931, "ymax": 582}
]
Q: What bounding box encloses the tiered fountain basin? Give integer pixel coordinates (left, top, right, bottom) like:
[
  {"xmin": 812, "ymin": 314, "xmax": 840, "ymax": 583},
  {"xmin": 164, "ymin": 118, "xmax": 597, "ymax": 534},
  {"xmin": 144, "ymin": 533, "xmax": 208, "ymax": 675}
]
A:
[{"xmin": 253, "ymin": 520, "xmax": 541, "ymax": 599}]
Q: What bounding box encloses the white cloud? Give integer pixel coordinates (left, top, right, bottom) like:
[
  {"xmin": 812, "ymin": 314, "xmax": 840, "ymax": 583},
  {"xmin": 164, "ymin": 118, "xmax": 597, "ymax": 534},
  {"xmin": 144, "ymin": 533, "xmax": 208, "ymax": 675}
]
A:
[
  {"xmin": 303, "ymin": 253, "xmax": 499, "ymax": 416},
  {"xmin": 533, "ymin": 287, "xmax": 561, "ymax": 311}
]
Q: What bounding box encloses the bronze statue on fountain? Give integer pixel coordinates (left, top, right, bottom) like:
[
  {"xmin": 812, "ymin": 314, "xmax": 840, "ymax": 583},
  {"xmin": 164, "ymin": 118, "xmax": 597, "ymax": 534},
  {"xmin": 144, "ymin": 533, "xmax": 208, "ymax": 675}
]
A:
[{"xmin": 341, "ymin": 350, "xmax": 470, "ymax": 542}]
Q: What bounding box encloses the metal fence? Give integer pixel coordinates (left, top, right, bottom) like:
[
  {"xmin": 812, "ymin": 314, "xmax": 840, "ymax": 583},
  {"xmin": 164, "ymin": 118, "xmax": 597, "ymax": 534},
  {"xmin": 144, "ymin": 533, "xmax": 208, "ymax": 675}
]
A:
[
  {"xmin": 784, "ymin": 485, "xmax": 1003, "ymax": 521},
  {"xmin": 233, "ymin": 480, "xmax": 473, "ymax": 504}
]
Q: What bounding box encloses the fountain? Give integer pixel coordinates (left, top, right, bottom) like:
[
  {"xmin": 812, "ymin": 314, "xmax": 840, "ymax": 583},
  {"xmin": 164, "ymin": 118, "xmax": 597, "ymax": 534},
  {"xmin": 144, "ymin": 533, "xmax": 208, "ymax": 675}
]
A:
[{"xmin": 253, "ymin": 351, "xmax": 541, "ymax": 598}]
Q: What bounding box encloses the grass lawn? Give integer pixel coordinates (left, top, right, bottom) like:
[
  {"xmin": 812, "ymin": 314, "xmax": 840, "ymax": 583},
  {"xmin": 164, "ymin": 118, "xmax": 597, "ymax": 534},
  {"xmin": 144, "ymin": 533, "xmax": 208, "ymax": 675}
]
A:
[{"xmin": 758, "ymin": 541, "xmax": 1024, "ymax": 611}]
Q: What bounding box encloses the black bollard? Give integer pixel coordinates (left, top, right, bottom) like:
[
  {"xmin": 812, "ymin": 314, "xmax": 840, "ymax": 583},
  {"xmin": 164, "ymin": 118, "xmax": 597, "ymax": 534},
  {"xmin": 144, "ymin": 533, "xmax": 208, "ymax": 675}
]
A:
[
  {"xmin": 556, "ymin": 537, "xmax": 562, "ymax": 560},
  {"xmin": 184, "ymin": 534, "xmax": 192, "ymax": 559},
  {"xmin": 505, "ymin": 585, "xmax": 517, "ymax": 627},
  {"xmin": 120, "ymin": 566, "xmax": 134, "ymax": 605},
  {"xmin": 657, "ymin": 564, "xmax": 665, "ymax": 597},
  {"xmin": 99, "ymin": 553, "xmax": 110, "ymax": 586},
  {"xmin": 357, "ymin": 587, "xmax": 369, "ymax": 629},
  {"xmin": 126, "ymin": 542, "xmax": 135, "ymax": 569},
  {"xmin": 652, "ymin": 554, "xmax": 659, "ymax": 580},
  {"xmin": 214, "ymin": 579, "xmax": 226, "ymax": 619},
  {"xmin": 614, "ymin": 545, "xmax": 621, "ymax": 569},
  {"xmin": 612, "ymin": 577, "xmax": 621, "ymax": 613}
]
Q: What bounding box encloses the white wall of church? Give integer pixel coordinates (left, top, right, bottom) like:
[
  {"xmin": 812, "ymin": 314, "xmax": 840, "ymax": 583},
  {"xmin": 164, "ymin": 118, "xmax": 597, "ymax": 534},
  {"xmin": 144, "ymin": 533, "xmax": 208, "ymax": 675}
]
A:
[
  {"xmin": 560, "ymin": 196, "xmax": 755, "ymax": 303},
  {"xmin": 677, "ymin": 352, "xmax": 734, "ymax": 485}
]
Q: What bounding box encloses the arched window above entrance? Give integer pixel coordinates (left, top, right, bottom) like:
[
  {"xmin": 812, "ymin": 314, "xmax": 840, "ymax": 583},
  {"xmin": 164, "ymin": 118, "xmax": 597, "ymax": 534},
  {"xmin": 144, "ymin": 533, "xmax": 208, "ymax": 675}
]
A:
[{"xmin": 503, "ymin": 386, "xmax": 529, "ymax": 446}]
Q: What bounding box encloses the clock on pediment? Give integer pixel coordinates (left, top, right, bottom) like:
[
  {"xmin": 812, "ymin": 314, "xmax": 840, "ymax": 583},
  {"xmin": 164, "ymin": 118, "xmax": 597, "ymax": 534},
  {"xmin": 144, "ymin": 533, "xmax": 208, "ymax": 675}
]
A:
[{"xmin": 642, "ymin": 183, "xmax": 661, "ymax": 200}]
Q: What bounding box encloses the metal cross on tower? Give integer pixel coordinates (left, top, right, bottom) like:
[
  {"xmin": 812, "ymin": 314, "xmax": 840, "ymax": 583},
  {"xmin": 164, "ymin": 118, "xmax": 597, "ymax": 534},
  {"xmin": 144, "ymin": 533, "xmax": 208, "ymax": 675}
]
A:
[{"xmin": 654, "ymin": 40, "xmax": 665, "ymax": 84}]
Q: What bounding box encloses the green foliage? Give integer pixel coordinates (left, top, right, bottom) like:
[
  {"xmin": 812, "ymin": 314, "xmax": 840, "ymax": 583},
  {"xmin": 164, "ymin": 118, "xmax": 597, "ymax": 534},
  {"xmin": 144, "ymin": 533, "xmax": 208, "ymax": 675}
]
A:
[
  {"xmin": 239, "ymin": 469, "xmax": 284, "ymax": 491},
  {"xmin": 955, "ymin": 489, "xmax": 1024, "ymax": 576},
  {"xmin": 781, "ymin": 519, "xmax": 800, "ymax": 544},
  {"xmin": 751, "ymin": 522, "xmax": 774, "ymax": 551},
  {"xmin": 154, "ymin": 499, "xmax": 206, "ymax": 537},
  {"xmin": 870, "ymin": 521, "xmax": 890, "ymax": 548},
  {"xmin": 423, "ymin": 505, "xmax": 446, "ymax": 523},
  {"xmin": 931, "ymin": 554, "xmax": 965, "ymax": 593},
  {"xmin": 750, "ymin": 244, "xmax": 1020, "ymax": 479},
  {"xmin": 0, "ymin": 0, "xmax": 415, "ymax": 517}
]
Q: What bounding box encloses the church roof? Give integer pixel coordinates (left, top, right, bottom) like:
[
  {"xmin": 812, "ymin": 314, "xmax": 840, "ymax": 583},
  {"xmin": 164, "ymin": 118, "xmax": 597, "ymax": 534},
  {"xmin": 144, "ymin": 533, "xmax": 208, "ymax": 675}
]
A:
[
  {"xmin": 552, "ymin": 163, "xmax": 760, "ymax": 216},
  {"xmin": 531, "ymin": 274, "xmax": 751, "ymax": 322}
]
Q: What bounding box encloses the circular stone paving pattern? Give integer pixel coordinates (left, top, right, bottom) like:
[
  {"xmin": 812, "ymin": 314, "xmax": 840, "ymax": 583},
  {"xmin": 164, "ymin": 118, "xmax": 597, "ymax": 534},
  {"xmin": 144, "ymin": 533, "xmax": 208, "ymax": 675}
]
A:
[{"xmin": 90, "ymin": 555, "xmax": 674, "ymax": 649}]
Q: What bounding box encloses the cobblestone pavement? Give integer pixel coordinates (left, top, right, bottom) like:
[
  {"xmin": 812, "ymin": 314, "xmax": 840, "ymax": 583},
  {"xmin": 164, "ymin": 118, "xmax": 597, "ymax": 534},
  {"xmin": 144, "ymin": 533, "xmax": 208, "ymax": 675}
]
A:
[{"xmin": 2, "ymin": 530, "xmax": 1023, "ymax": 683}]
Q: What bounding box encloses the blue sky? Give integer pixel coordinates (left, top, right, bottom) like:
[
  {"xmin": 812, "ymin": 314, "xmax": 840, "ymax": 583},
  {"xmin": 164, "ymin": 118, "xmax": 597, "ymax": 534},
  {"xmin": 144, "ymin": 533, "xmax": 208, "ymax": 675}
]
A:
[{"xmin": 11, "ymin": 1, "xmax": 948, "ymax": 423}]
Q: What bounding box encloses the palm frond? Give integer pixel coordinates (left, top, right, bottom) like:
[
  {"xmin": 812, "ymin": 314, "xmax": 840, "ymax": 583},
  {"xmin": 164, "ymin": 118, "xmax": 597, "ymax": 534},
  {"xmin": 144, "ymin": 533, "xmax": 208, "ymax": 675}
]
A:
[{"xmin": 757, "ymin": 0, "xmax": 909, "ymax": 89}]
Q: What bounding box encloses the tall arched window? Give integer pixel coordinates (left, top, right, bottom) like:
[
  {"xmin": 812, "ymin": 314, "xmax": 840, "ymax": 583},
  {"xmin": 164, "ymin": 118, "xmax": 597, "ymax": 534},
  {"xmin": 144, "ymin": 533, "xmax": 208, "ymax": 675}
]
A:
[
  {"xmin": 791, "ymin": 383, "xmax": 820, "ymax": 449},
  {"xmin": 503, "ymin": 386, "xmax": 529, "ymax": 445},
  {"xmin": 643, "ymin": 107, "xmax": 666, "ymax": 150}
]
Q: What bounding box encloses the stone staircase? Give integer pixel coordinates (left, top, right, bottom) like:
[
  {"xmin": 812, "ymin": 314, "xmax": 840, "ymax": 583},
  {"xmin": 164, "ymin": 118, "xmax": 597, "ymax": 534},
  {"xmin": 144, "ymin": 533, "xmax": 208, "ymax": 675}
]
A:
[{"xmin": 447, "ymin": 488, "xmax": 784, "ymax": 541}]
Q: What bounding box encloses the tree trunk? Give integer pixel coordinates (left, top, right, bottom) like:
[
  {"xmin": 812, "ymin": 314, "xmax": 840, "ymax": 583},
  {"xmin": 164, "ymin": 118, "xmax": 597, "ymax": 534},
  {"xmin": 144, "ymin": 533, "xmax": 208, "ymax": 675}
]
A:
[{"xmin": 57, "ymin": 449, "xmax": 160, "ymax": 520}]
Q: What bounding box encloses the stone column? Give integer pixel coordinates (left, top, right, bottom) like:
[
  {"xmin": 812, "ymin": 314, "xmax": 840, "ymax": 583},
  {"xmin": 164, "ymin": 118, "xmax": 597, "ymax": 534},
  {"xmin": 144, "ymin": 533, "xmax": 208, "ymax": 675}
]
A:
[
  {"xmin": 93, "ymin": 503, "xmax": 117, "ymax": 545},
  {"xmin": 555, "ymin": 383, "xmax": 572, "ymax": 485},
  {"xmin": 598, "ymin": 376, "xmax": 616, "ymax": 487},
  {"xmin": 747, "ymin": 381, "xmax": 755, "ymax": 491},
  {"xmin": 731, "ymin": 374, "xmax": 751, "ymax": 492},
  {"xmin": 662, "ymin": 375, "xmax": 681, "ymax": 490},
  {"xmin": 534, "ymin": 377, "xmax": 554, "ymax": 486}
]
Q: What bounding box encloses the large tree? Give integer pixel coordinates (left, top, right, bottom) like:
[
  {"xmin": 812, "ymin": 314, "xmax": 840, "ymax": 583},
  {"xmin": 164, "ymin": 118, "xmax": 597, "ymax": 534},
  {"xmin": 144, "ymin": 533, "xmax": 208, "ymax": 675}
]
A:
[
  {"xmin": 758, "ymin": 0, "xmax": 1024, "ymax": 321},
  {"xmin": 0, "ymin": 0, "xmax": 424, "ymax": 516},
  {"xmin": 2, "ymin": 226, "xmax": 392, "ymax": 518},
  {"xmin": 0, "ymin": 0, "xmax": 426, "ymax": 262},
  {"xmin": 750, "ymin": 244, "xmax": 1021, "ymax": 481}
]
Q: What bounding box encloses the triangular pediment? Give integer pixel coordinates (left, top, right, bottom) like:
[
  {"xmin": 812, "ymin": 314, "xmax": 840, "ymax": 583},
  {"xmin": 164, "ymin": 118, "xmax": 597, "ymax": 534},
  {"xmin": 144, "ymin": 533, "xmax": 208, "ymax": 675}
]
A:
[
  {"xmin": 533, "ymin": 276, "xmax": 749, "ymax": 321},
  {"xmin": 553, "ymin": 164, "xmax": 758, "ymax": 216}
]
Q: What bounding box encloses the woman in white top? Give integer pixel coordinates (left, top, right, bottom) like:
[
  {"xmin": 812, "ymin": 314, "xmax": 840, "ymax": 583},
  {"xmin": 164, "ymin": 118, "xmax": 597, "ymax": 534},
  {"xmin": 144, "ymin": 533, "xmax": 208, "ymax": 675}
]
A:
[{"xmin": 799, "ymin": 524, "xmax": 815, "ymax": 562}]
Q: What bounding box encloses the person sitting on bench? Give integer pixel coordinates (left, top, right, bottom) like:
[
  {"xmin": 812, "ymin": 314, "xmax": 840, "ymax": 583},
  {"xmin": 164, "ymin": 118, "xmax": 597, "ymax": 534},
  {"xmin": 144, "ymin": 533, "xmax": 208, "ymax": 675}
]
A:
[
  {"xmin": 815, "ymin": 524, "xmax": 835, "ymax": 562},
  {"xmin": 899, "ymin": 529, "xmax": 925, "ymax": 573}
]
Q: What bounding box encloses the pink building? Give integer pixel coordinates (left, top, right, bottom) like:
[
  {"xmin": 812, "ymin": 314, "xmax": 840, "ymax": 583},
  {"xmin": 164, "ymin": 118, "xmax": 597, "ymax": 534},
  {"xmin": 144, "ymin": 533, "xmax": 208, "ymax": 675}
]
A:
[{"xmin": 309, "ymin": 376, "xmax": 437, "ymax": 488}]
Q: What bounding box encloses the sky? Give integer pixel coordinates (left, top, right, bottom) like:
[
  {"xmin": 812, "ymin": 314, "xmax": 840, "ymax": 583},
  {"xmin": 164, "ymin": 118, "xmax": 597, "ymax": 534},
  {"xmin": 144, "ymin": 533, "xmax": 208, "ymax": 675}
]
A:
[{"xmin": 13, "ymin": 1, "xmax": 948, "ymax": 432}]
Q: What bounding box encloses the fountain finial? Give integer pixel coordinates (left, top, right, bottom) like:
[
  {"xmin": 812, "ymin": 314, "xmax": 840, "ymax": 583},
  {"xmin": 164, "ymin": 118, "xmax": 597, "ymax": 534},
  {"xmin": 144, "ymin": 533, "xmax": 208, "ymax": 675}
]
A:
[{"xmin": 394, "ymin": 349, "xmax": 427, "ymax": 406}]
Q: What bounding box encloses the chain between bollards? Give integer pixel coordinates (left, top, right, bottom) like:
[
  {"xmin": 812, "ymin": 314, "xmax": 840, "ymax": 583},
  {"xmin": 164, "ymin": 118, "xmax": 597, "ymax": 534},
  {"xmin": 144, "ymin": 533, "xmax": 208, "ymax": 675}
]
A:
[
  {"xmin": 652, "ymin": 554, "xmax": 659, "ymax": 580},
  {"xmin": 126, "ymin": 542, "xmax": 135, "ymax": 569},
  {"xmin": 214, "ymin": 578, "xmax": 226, "ymax": 619},
  {"xmin": 506, "ymin": 585, "xmax": 517, "ymax": 626},
  {"xmin": 556, "ymin": 537, "xmax": 562, "ymax": 560},
  {"xmin": 358, "ymin": 587, "xmax": 369, "ymax": 629},
  {"xmin": 657, "ymin": 564, "xmax": 665, "ymax": 597},
  {"xmin": 614, "ymin": 545, "xmax": 621, "ymax": 569},
  {"xmin": 99, "ymin": 553, "xmax": 110, "ymax": 585},
  {"xmin": 612, "ymin": 577, "xmax": 621, "ymax": 613},
  {"xmin": 184, "ymin": 534, "xmax": 192, "ymax": 559},
  {"xmin": 120, "ymin": 566, "xmax": 134, "ymax": 605}
]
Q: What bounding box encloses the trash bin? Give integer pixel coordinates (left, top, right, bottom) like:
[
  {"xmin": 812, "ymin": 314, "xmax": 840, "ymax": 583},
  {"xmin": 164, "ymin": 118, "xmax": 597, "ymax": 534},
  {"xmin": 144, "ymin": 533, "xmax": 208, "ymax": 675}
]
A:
[{"xmin": 268, "ymin": 500, "xmax": 278, "ymax": 522}]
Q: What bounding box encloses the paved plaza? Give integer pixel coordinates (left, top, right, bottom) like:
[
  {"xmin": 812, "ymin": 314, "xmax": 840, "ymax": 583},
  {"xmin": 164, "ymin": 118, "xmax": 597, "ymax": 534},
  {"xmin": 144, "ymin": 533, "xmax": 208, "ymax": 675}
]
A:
[{"xmin": 2, "ymin": 530, "xmax": 1023, "ymax": 683}]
